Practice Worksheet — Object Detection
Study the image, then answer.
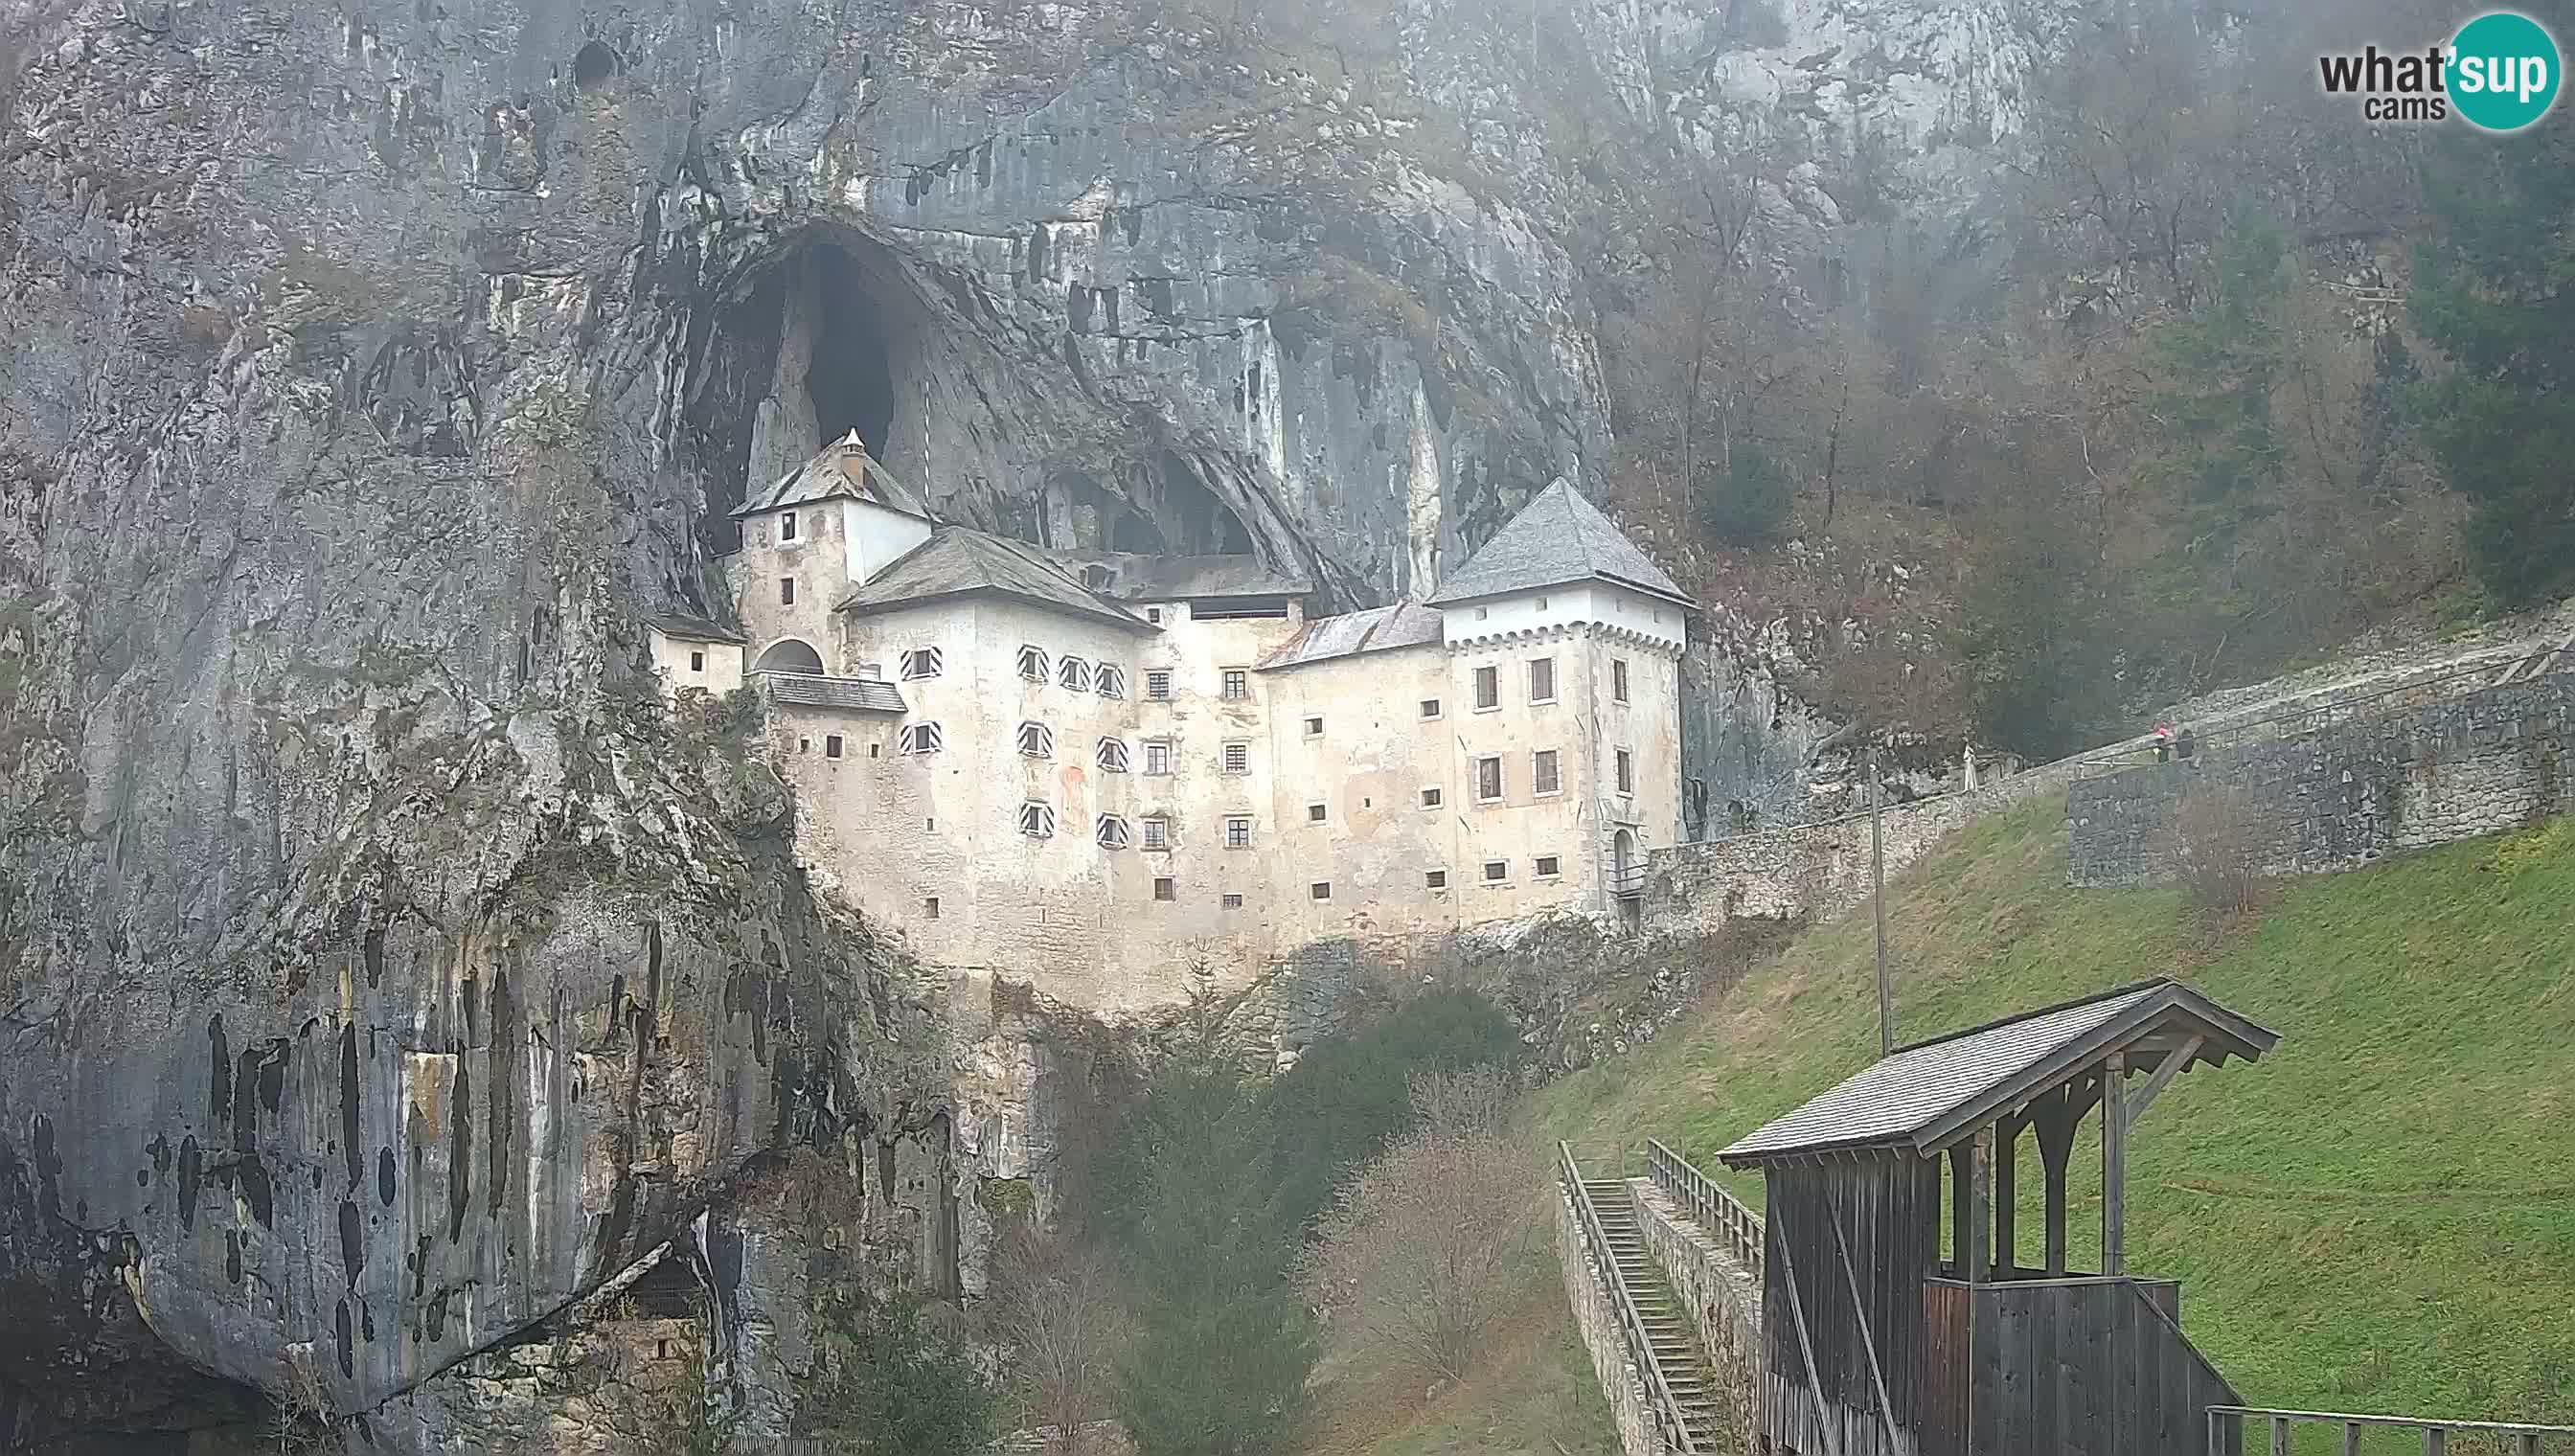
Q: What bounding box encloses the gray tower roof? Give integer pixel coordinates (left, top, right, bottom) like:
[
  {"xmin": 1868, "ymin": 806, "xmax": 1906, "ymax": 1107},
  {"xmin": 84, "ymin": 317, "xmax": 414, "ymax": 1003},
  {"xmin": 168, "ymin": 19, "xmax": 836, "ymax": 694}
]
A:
[{"xmin": 1424, "ymin": 479, "xmax": 1694, "ymax": 608}]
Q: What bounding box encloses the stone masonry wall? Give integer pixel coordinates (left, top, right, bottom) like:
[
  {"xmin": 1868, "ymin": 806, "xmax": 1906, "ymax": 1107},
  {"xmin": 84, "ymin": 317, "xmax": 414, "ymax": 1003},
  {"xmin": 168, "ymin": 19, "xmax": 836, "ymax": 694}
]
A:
[
  {"xmin": 2068, "ymin": 671, "xmax": 2575, "ymax": 887},
  {"xmin": 1629, "ymin": 1180, "xmax": 1762, "ymax": 1452},
  {"xmin": 1557, "ymin": 1184, "xmax": 1669, "ymax": 1456},
  {"xmin": 1642, "ymin": 755, "xmax": 2087, "ymax": 934}
]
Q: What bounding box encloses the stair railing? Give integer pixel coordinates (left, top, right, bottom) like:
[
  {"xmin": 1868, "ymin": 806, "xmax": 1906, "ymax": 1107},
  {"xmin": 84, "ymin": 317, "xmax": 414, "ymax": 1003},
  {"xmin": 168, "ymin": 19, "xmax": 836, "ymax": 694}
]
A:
[
  {"xmin": 1646, "ymin": 1138, "xmax": 1764, "ymax": 1281},
  {"xmin": 1560, "ymin": 1141, "xmax": 1705, "ymax": 1455}
]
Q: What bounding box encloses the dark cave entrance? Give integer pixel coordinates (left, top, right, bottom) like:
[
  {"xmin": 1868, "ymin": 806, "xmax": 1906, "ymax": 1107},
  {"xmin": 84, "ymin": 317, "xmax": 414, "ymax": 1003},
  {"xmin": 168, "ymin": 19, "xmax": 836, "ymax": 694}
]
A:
[{"xmin": 807, "ymin": 242, "xmax": 898, "ymax": 459}]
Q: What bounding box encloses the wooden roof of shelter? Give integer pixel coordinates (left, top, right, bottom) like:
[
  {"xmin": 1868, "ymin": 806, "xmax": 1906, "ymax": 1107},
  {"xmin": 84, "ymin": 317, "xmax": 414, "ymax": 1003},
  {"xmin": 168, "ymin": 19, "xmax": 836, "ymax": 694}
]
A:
[{"xmin": 1718, "ymin": 979, "xmax": 2279, "ymax": 1166}]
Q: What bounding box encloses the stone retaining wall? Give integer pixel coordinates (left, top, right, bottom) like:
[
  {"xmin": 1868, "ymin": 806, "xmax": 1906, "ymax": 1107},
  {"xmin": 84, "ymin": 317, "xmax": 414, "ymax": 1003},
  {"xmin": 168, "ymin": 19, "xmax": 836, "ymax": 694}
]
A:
[
  {"xmin": 1556, "ymin": 1184, "xmax": 1669, "ymax": 1456},
  {"xmin": 1642, "ymin": 757, "xmax": 2085, "ymax": 934},
  {"xmin": 1629, "ymin": 1177, "xmax": 1761, "ymax": 1446},
  {"xmin": 2068, "ymin": 671, "xmax": 2574, "ymax": 887}
]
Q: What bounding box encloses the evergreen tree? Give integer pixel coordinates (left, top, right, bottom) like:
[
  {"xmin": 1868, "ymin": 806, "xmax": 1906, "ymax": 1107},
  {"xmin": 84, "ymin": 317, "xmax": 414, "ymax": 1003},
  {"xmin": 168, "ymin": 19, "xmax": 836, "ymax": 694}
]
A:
[{"xmin": 2410, "ymin": 85, "xmax": 2575, "ymax": 608}]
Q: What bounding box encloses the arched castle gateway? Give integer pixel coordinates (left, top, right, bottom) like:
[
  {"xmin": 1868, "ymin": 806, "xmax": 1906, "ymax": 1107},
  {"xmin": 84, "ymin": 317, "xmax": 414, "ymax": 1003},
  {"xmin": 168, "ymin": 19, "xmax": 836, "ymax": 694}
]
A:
[{"xmin": 652, "ymin": 434, "xmax": 1695, "ymax": 1016}]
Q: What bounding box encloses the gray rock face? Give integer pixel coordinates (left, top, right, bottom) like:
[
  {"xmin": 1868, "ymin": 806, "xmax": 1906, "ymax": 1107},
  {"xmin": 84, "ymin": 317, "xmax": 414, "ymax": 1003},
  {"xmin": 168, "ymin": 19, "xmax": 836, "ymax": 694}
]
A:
[{"xmin": 0, "ymin": 0, "xmax": 2072, "ymax": 1447}]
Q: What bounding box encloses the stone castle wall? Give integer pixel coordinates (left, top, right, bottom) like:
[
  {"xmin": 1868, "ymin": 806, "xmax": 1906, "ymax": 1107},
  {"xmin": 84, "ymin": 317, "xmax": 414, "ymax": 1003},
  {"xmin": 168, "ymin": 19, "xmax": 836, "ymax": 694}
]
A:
[{"xmin": 2067, "ymin": 671, "xmax": 2573, "ymax": 887}]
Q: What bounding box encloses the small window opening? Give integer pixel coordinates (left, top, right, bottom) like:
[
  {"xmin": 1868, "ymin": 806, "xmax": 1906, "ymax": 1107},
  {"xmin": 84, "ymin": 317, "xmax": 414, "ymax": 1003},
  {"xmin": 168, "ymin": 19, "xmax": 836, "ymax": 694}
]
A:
[
  {"xmin": 1483, "ymin": 859, "xmax": 1508, "ymax": 882},
  {"xmin": 1142, "ymin": 816, "xmax": 1171, "ymax": 850},
  {"xmin": 690, "ymin": 650, "xmax": 705, "ymax": 672},
  {"xmin": 1616, "ymin": 748, "xmax": 1634, "ymax": 795},
  {"xmin": 1097, "ymin": 664, "xmax": 1126, "ymax": 698},
  {"xmin": 825, "ymin": 735, "xmax": 844, "ymax": 759},
  {"xmin": 1146, "ymin": 670, "xmax": 1173, "ymax": 700},
  {"xmin": 1225, "ymin": 816, "xmax": 1252, "ymax": 849},
  {"xmin": 1096, "ymin": 814, "xmax": 1131, "ymax": 850},
  {"xmin": 924, "ymin": 897, "xmax": 941, "ymax": 919},
  {"xmin": 900, "ymin": 722, "xmax": 944, "ymax": 754},
  {"xmin": 901, "ymin": 648, "xmax": 943, "ymax": 680},
  {"xmin": 1221, "ymin": 668, "xmax": 1248, "ymax": 700},
  {"xmin": 1019, "ymin": 803, "xmax": 1056, "ymax": 838},
  {"xmin": 1425, "ymin": 869, "xmax": 1448, "ymax": 890},
  {"xmin": 1476, "ymin": 756, "xmax": 1503, "ymax": 802},
  {"xmin": 780, "ymin": 577, "xmax": 797, "ymax": 605},
  {"xmin": 572, "ymin": 39, "xmax": 619, "ymax": 89},
  {"xmin": 1223, "ymin": 741, "xmax": 1250, "ymax": 775},
  {"xmin": 1421, "ymin": 786, "xmax": 1443, "ymax": 808},
  {"xmin": 1017, "ymin": 645, "xmax": 1050, "ymax": 682},
  {"xmin": 1222, "ymin": 893, "xmax": 1243, "ymax": 909},
  {"xmin": 1310, "ymin": 882, "xmax": 1332, "ymax": 900},
  {"xmin": 1303, "ymin": 716, "xmax": 1324, "ymax": 737},
  {"xmin": 1536, "ymin": 855, "xmax": 1561, "ymax": 877},
  {"xmin": 1018, "ymin": 721, "xmax": 1056, "ymax": 758},
  {"xmin": 1530, "ymin": 657, "xmax": 1556, "ymax": 703},
  {"xmin": 1144, "ymin": 739, "xmax": 1173, "ymax": 775},
  {"xmin": 1612, "ymin": 659, "xmax": 1630, "ymax": 703},
  {"xmin": 1420, "ymin": 698, "xmax": 1442, "ymax": 719},
  {"xmin": 1534, "ymin": 748, "xmax": 1561, "ymax": 796},
  {"xmin": 1307, "ymin": 803, "xmax": 1327, "ymax": 823},
  {"xmin": 781, "ymin": 512, "xmax": 799, "ymax": 541},
  {"xmin": 1474, "ymin": 665, "xmax": 1499, "ymax": 710},
  {"xmin": 1152, "ymin": 876, "xmax": 1176, "ymax": 901},
  {"xmin": 1097, "ymin": 738, "xmax": 1130, "ymax": 772},
  {"xmin": 1147, "ymin": 607, "xmax": 1165, "ymax": 625},
  {"xmin": 1059, "ymin": 656, "xmax": 1092, "ymax": 692}
]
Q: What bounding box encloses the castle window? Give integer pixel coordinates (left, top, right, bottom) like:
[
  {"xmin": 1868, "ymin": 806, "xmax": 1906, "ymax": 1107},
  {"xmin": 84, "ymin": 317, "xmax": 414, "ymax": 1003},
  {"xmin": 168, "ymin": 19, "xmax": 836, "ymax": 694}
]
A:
[
  {"xmin": 1616, "ymin": 749, "xmax": 1634, "ymax": 796},
  {"xmin": 781, "ymin": 512, "xmax": 799, "ymax": 541},
  {"xmin": 1019, "ymin": 803, "xmax": 1056, "ymax": 838},
  {"xmin": 780, "ymin": 578, "xmax": 797, "ymax": 605},
  {"xmin": 1529, "ymin": 656, "xmax": 1556, "ymax": 704},
  {"xmin": 1612, "ymin": 658, "xmax": 1629, "ymax": 703},
  {"xmin": 1536, "ymin": 595, "xmax": 1548, "ymax": 610},
  {"xmin": 1059, "ymin": 656, "xmax": 1092, "ymax": 692},
  {"xmin": 1146, "ymin": 670, "xmax": 1173, "ymax": 700},
  {"xmin": 1083, "ymin": 564, "xmax": 1117, "ymax": 592},
  {"xmin": 1097, "ymin": 738, "xmax": 1130, "ymax": 773},
  {"xmin": 899, "ymin": 722, "xmax": 944, "ymax": 755},
  {"xmin": 1534, "ymin": 749, "xmax": 1561, "ymax": 797},
  {"xmin": 1097, "ymin": 664, "xmax": 1127, "ymax": 698},
  {"xmin": 1310, "ymin": 882, "xmax": 1332, "ymax": 901},
  {"xmin": 1307, "ymin": 803, "xmax": 1327, "ymax": 823},
  {"xmin": 1304, "ymin": 716, "xmax": 1324, "ymax": 738},
  {"xmin": 1421, "ymin": 786, "xmax": 1443, "ymax": 808},
  {"xmin": 1147, "ymin": 607, "xmax": 1164, "ymax": 626},
  {"xmin": 690, "ymin": 650, "xmax": 705, "ymax": 672},
  {"xmin": 1425, "ymin": 869, "xmax": 1447, "ymax": 890},
  {"xmin": 1483, "ymin": 860, "xmax": 1508, "ymax": 882},
  {"xmin": 1473, "ymin": 666, "xmax": 1499, "ymax": 711},
  {"xmin": 1142, "ymin": 816, "xmax": 1171, "ymax": 851},
  {"xmin": 1017, "ymin": 645, "xmax": 1050, "ymax": 682},
  {"xmin": 924, "ymin": 897, "xmax": 940, "ymax": 919},
  {"xmin": 1476, "ymin": 606, "xmax": 1490, "ymax": 621},
  {"xmin": 1222, "ymin": 893, "xmax": 1243, "ymax": 910},
  {"xmin": 1536, "ymin": 855, "xmax": 1561, "ymax": 878},
  {"xmin": 1222, "ymin": 741, "xmax": 1250, "ymax": 775},
  {"xmin": 1475, "ymin": 756, "xmax": 1503, "ymax": 803},
  {"xmin": 900, "ymin": 648, "xmax": 944, "ymax": 680},
  {"xmin": 1017, "ymin": 721, "xmax": 1056, "ymax": 759},
  {"xmin": 1225, "ymin": 816, "xmax": 1252, "ymax": 849},
  {"xmin": 1096, "ymin": 814, "xmax": 1131, "ymax": 850},
  {"xmin": 1153, "ymin": 876, "xmax": 1176, "ymax": 900},
  {"xmin": 826, "ymin": 735, "xmax": 844, "ymax": 759},
  {"xmin": 1420, "ymin": 698, "xmax": 1442, "ymax": 720},
  {"xmin": 1221, "ymin": 669, "xmax": 1249, "ymax": 700},
  {"xmin": 1143, "ymin": 739, "xmax": 1173, "ymax": 776}
]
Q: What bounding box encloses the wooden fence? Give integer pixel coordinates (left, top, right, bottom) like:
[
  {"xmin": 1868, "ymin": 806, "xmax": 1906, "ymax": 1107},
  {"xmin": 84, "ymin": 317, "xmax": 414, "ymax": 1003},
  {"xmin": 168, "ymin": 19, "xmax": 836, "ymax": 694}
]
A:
[
  {"xmin": 1646, "ymin": 1137, "xmax": 1764, "ymax": 1279},
  {"xmin": 2208, "ymin": 1407, "xmax": 2575, "ymax": 1455}
]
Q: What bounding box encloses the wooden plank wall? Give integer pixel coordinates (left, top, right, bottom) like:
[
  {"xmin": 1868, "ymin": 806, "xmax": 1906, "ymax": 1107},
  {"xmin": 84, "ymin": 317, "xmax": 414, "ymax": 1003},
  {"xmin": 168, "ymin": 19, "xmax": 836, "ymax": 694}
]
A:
[
  {"xmin": 1762, "ymin": 1156, "xmax": 1943, "ymax": 1456},
  {"xmin": 1962, "ymin": 1278, "xmax": 2241, "ymax": 1456}
]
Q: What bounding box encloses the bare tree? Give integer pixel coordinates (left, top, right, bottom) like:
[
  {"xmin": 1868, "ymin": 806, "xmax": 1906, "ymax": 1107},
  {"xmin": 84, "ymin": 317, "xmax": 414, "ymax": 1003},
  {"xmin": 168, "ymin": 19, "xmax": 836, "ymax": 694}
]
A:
[
  {"xmin": 1301, "ymin": 1068, "xmax": 1536, "ymax": 1385},
  {"xmin": 989, "ymin": 1225, "xmax": 1128, "ymax": 1450}
]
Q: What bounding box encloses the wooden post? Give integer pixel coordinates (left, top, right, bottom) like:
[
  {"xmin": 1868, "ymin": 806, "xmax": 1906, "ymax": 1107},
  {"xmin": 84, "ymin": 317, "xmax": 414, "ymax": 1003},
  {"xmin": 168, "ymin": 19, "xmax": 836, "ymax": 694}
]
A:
[
  {"xmin": 2103, "ymin": 1053, "xmax": 2129, "ymax": 1277},
  {"xmin": 1959, "ymin": 1126, "xmax": 1992, "ymax": 1286},
  {"xmin": 1993, "ymin": 1116, "xmax": 2017, "ymax": 1281},
  {"xmin": 2035, "ymin": 1083, "xmax": 2076, "ymax": 1276}
]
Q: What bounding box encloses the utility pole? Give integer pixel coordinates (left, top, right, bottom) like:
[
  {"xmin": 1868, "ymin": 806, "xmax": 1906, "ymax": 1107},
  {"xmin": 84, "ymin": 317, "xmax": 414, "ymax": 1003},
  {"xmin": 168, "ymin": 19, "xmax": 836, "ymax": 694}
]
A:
[{"xmin": 1872, "ymin": 744, "xmax": 1892, "ymax": 1057}]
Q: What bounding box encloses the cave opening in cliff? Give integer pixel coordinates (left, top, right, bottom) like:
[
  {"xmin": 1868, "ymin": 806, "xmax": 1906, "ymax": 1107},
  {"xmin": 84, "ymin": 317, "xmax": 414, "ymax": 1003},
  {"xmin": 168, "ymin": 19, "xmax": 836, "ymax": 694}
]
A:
[{"xmin": 807, "ymin": 242, "xmax": 898, "ymax": 460}]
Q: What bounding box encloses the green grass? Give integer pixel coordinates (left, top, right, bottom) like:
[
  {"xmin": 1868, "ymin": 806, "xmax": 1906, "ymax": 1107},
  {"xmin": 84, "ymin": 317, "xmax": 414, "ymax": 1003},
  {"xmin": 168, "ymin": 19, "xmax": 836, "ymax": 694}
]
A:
[{"xmin": 1537, "ymin": 799, "xmax": 2575, "ymax": 1427}]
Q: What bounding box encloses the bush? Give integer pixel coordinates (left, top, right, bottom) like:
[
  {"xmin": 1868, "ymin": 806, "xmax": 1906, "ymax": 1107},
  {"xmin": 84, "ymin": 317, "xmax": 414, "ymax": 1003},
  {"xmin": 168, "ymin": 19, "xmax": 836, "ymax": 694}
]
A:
[
  {"xmin": 799, "ymin": 1294, "xmax": 1000, "ymax": 1456},
  {"xmin": 2176, "ymin": 785, "xmax": 2268, "ymax": 928}
]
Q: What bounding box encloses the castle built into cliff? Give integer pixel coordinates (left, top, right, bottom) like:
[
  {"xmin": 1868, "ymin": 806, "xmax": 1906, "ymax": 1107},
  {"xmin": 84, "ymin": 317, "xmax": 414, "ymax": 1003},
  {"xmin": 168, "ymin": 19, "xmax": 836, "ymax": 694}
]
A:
[{"xmin": 651, "ymin": 434, "xmax": 1694, "ymax": 1014}]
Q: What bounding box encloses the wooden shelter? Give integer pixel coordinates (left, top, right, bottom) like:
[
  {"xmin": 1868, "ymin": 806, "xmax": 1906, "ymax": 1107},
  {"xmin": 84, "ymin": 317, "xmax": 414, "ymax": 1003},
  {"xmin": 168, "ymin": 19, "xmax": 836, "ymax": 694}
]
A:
[{"xmin": 1717, "ymin": 978, "xmax": 2280, "ymax": 1456}]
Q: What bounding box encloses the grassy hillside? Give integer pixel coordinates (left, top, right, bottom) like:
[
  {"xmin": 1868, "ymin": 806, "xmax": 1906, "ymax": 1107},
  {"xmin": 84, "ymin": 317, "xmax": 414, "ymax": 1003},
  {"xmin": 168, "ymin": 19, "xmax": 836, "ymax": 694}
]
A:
[{"xmin": 1533, "ymin": 797, "xmax": 2575, "ymax": 1427}]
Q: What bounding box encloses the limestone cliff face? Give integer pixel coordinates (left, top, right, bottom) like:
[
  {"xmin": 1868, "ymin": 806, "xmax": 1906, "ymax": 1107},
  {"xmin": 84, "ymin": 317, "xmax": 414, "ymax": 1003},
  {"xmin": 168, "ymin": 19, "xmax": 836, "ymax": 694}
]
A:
[{"xmin": 0, "ymin": 0, "xmax": 2063, "ymax": 1447}]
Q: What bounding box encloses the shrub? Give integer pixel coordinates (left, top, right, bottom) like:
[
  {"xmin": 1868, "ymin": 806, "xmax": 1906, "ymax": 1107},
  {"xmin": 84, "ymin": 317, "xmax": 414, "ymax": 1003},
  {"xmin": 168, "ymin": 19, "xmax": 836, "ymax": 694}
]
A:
[
  {"xmin": 1696, "ymin": 443, "xmax": 1794, "ymax": 547},
  {"xmin": 799, "ymin": 1294, "xmax": 999, "ymax": 1456}
]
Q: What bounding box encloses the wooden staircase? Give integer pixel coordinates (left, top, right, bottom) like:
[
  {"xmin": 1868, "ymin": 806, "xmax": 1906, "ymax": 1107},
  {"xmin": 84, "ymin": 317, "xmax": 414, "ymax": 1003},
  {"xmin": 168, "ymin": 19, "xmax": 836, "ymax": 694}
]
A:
[{"xmin": 1583, "ymin": 1177, "xmax": 1728, "ymax": 1450}]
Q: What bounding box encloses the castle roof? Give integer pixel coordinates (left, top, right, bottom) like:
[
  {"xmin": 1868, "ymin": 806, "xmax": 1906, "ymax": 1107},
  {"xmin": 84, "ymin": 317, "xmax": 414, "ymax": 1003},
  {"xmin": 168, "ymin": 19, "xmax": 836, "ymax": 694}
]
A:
[
  {"xmin": 1425, "ymin": 479, "xmax": 1694, "ymax": 610},
  {"xmin": 763, "ymin": 671, "xmax": 908, "ymax": 714},
  {"xmin": 732, "ymin": 432, "xmax": 926, "ymax": 520},
  {"xmin": 834, "ymin": 527, "xmax": 1157, "ymax": 633},
  {"xmin": 1054, "ymin": 551, "xmax": 1313, "ymax": 603},
  {"xmin": 1259, "ymin": 602, "xmax": 1443, "ymax": 671},
  {"xmin": 649, "ymin": 613, "xmax": 745, "ymax": 644}
]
